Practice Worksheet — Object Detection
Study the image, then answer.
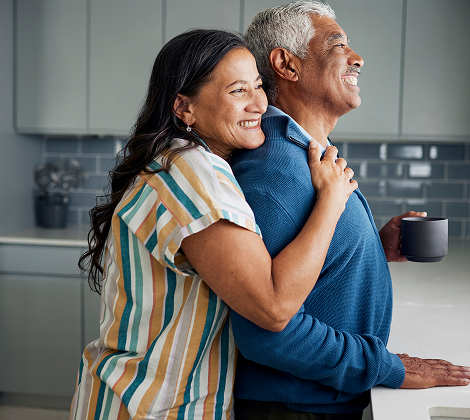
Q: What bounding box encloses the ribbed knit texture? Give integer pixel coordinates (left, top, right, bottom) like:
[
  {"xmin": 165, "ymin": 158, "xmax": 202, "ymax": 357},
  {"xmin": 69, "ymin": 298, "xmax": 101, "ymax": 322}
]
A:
[{"xmin": 229, "ymin": 108, "xmax": 405, "ymax": 414}]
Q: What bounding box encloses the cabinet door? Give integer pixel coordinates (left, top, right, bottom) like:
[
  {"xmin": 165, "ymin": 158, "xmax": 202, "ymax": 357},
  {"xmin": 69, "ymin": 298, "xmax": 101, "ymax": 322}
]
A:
[
  {"xmin": 0, "ymin": 274, "xmax": 81, "ymax": 397},
  {"xmin": 402, "ymin": 0, "xmax": 470, "ymax": 138},
  {"xmin": 244, "ymin": 0, "xmax": 402, "ymax": 139},
  {"xmin": 165, "ymin": 0, "xmax": 241, "ymax": 42},
  {"xmin": 89, "ymin": 0, "xmax": 163, "ymax": 136},
  {"xmin": 16, "ymin": 0, "xmax": 87, "ymax": 134},
  {"xmin": 327, "ymin": 0, "xmax": 402, "ymax": 139}
]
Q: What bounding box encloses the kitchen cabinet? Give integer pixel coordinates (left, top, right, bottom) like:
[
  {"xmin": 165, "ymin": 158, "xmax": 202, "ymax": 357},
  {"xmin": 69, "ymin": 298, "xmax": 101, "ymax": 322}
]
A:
[
  {"xmin": 15, "ymin": 0, "xmax": 87, "ymax": 134},
  {"xmin": 0, "ymin": 239, "xmax": 101, "ymax": 398},
  {"xmin": 15, "ymin": 0, "xmax": 164, "ymax": 136},
  {"xmin": 328, "ymin": 0, "xmax": 403, "ymax": 139},
  {"xmin": 166, "ymin": 0, "xmax": 240, "ymax": 42},
  {"xmin": 401, "ymin": 0, "xmax": 470, "ymax": 138},
  {"xmin": 89, "ymin": 0, "xmax": 163, "ymax": 135},
  {"xmin": 243, "ymin": 0, "xmax": 403, "ymax": 139}
]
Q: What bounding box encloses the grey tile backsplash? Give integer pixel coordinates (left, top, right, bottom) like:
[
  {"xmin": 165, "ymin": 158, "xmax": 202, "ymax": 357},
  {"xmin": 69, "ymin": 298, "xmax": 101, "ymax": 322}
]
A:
[{"xmin": 41, "ymin": 137, "xmax": 470, "ymax": 238}]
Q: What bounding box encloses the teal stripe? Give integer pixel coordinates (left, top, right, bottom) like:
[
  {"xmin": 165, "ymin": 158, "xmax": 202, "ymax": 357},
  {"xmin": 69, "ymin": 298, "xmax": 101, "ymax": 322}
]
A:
[
  {"xmin": 129, "ymin": 235, "xmax": 144, "ymax": 350},
  {"xmin": 180, "ymin": 289, "xmax": 223, "ymax": 418},
  {"xmin": 163, "ymin": 269, "xmax": 176, "ymax": 329},
  {"xmin": 213, "ymin": 164, "xmax": 241, "ymax": 190},
  {"xmin": 94, "ymin": 351, "xmax": 126, "ymax": 420},
  {"xmin": 215, "ymin": 320, "xmax": 231, "ymax": 418},
  {"xmin": 120, "ymin": 269, "xmax": 176, "ymax": 405},
  {"xmin": 77, "ymin": 357, "xmax": 84, "ymax": 387},
  {"xmin": 121, "ymin": 339, "xmax": 157, "ymax": 406},
  {"xmin": 156, "ymin": 202, "xmax": 167, "ymax": 219},
  {"xmin": 149, "ymin": 162, "xmax": 204, "ymax": 220},
  {"xmin": 118, "ymin": 219, "xmax": 132, "ymax": 349},
  {"xmin": 100, "ymin": 386, "xmax": 115, "ymax": 420},
  {"xmin": 116, "ymin": 185, "xmax": 145, "ymax": 219},
  {"xmin": 144, "ymin": 203, "xmax": 166, "ymax": 253},
  {"xmin": 120, "ymin": 184, "xmax": 154, "ymax": 225}
]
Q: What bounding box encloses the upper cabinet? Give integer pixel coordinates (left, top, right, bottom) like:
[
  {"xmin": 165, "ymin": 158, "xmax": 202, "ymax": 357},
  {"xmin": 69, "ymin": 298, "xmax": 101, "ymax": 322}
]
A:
[
  {"xmin": 16, "ymin": 0, "xmax": 164, "ymax": 136},
  {"xmin": 327, "ymin": 0, "xmax": 403, "ymax": 139},
  {"xmin": 401, "ymin": 0, "xmax": 470, "ymax": 139},
  {"xmin": 244, "ymin": 0, "xmax": 403, "ymax": 139},
  {"xmin": 89, "ymin": 0, "xmax": 163, "ymax": 135},
  {"xmin": 15, "ymin": 0, "xmax": 470, "ymax": 139},
  {"xmin": 166, "ymin": 0, "xmax": 240, "ymax": 41},
  {"xmin": 16, "ymin": 0, "xmax": 87, "ymax": 134}
]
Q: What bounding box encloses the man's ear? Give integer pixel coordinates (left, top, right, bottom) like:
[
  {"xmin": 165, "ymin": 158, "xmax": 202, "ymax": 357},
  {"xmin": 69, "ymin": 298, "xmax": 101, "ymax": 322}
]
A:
[
  {"xmin": 269, "ymin": 48, "xmax": 300, "ymax": 82},
  {"xmin": 173, "ymin": 93, "xmax": 194, "ymax": 125}
]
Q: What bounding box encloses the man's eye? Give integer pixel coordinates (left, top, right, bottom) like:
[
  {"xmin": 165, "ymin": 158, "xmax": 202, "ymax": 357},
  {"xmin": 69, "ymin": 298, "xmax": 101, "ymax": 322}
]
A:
[
  {"xmin": 231, "ymin": 88, "xmax": 244, "ymax": 93},
  {"xmin": 335, "ymin": 43, "xmax": 345, "ymax": 48}
]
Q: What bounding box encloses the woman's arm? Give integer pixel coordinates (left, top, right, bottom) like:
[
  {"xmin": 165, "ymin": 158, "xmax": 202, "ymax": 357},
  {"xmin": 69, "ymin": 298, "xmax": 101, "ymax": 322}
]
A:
[{"xmin": 181, "ymin": 143, "xmax": 357, "ymax": 332}]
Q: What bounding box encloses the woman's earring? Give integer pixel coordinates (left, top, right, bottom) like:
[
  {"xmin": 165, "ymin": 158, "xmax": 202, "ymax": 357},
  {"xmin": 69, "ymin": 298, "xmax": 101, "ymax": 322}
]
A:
[{"xmin": 186, "ymin": 124, "xmax": 192, "ymax": 132}]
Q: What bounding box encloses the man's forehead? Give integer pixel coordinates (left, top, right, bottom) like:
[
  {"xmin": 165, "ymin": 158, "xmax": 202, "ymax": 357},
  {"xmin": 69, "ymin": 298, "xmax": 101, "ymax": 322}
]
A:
[{"xmin": 310, "ymin": 15, "xmax": 348, "ymax": 43}]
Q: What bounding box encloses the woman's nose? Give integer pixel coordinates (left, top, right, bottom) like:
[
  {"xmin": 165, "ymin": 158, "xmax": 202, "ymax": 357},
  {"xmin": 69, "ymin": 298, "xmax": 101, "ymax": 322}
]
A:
[{"xmin": 247, "ymin": 89, "xmax": 268, "ymax": 114}]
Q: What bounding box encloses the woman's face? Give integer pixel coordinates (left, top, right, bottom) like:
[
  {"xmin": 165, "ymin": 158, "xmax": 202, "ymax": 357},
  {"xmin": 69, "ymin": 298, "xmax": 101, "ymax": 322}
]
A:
[{"xmin": 189, "ymin": 48, "xmax": 268, "ymax": 160}]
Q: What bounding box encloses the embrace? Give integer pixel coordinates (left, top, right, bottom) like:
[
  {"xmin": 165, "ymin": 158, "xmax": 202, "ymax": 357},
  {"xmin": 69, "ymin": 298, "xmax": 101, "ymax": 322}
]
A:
[{"xmin": 70, "ymin": 2, "xmax": 470, "ymax": 419}]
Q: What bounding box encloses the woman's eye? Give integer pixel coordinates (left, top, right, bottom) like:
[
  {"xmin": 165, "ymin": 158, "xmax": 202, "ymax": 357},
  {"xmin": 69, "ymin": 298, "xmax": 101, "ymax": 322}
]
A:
[
  {"xmin": 231, "ymin": 88, "xmax": 244, "ymax": 94},
  {"xmin": 255, "ymin": 84, "xmax": 263, "ymax": 90}
]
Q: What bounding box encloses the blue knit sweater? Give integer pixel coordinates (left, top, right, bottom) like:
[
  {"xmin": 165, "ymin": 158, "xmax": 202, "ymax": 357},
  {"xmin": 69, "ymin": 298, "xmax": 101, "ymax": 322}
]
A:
[{"xmin": 230, "ymin": 106, "xmax": 405, "ymax": 414}]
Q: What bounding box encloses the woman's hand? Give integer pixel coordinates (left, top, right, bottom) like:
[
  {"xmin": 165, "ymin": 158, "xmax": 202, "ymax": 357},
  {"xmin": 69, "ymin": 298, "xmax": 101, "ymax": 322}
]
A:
[
  {"xmin": 308, "ymin": 142, "xmax": 357, "ymax": 211},
  {"xmin": 379, "ymin": 211, "xmax": 427, "ymax": 262},
  {"xmin": 181, "ymin": 142, "xmax": 359, "ymax": 333}
]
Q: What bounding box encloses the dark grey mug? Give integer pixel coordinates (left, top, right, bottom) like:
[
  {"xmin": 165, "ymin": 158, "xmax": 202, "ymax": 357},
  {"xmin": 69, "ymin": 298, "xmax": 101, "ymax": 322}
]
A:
[{"xmin": 401, "ymin": 217, "xmax": 448, "ymax": 262}]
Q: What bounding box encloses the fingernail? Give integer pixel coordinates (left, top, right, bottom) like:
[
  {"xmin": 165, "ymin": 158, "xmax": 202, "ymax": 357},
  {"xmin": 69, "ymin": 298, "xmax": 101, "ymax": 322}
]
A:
[{"xmin": 309, "ymin": 140, "xmax": 317, "ymax": 148}]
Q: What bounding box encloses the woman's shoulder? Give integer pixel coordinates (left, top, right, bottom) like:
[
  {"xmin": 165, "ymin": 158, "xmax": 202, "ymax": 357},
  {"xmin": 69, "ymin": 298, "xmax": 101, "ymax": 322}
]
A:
[{"xmin": 143, "ymin": 138, "xmax": 239, "ymax": 194}]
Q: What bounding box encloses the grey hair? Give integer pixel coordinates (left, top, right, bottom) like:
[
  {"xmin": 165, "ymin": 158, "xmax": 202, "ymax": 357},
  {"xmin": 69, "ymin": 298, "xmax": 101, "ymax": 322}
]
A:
[{"xmin": 245, "ymin": 1, "xmax": 335, "ymax": 103}]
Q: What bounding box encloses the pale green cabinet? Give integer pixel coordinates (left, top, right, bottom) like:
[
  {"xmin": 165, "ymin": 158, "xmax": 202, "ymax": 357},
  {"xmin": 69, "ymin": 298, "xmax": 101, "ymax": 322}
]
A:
[
  {"xmin": 15, "ymin": 0, "xmax": 87, "ymax": 134},
  {"xmin": 89, "ymin": 0, "xmax": 163, "ymax": 135},
  {"xmin": 165, "ymin": 0, "xmax": 240, "ymax": 41},
  {"xmin": 15, "ymin": 0, "xmax": 164, "ymax": 136},
  {"xmin": 401, "ymin": 0, "xmax": 470, "ymax": 138},
  {"xmin": 0, "ymin": 244, "xmax": 101, "ymax": 398}
]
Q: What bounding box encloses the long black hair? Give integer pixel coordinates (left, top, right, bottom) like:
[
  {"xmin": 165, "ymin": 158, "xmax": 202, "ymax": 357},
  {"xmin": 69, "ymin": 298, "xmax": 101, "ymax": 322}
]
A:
[{"xmin": 79, "ymin": 29, "xmax": 246, "ymax": 293}]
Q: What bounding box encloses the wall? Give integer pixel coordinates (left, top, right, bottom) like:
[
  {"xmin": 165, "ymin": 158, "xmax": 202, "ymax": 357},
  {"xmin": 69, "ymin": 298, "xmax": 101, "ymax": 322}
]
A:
[
  {"xmin": 0, "ymin": 0, "xmax": 42, "ymax": 234},
  {"xmin": 43, "ymin": 136, "xmax": 470, "ymax": 238}
]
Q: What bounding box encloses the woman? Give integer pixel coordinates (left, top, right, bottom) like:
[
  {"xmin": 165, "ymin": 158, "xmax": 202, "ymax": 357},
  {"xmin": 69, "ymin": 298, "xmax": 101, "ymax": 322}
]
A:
[{"xmin": 70, "ymin": 29, "xmax": 356, "ymax": 420}]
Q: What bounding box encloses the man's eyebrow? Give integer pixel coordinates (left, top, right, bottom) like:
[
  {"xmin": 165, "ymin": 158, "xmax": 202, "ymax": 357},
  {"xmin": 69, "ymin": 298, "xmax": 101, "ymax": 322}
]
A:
[
  {"xmin": 224, "ymin": 75, "xmax": 262, "ymax": 90},
  {"xmin": 327, "ymin": 33, "xmax": 350, "ymax": 44}
]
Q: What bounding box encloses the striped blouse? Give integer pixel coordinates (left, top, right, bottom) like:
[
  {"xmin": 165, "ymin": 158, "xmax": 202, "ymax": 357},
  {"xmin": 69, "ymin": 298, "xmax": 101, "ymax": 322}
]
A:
[{"xmin": 70, "ymin": 139, "xmax": 261, "ymax": 420}]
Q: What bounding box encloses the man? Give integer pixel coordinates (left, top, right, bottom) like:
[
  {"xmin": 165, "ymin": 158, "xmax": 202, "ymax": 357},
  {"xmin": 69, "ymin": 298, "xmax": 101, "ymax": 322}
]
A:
[{"xmin": 229, "ymin": 1, "xmax": 470, "ymax": 419}]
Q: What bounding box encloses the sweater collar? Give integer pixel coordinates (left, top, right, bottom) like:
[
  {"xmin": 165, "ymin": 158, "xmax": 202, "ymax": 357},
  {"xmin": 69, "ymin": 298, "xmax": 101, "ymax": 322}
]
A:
[{"xmin": 262, "ymin": 105, "xmax": 327, "ymax": 153}]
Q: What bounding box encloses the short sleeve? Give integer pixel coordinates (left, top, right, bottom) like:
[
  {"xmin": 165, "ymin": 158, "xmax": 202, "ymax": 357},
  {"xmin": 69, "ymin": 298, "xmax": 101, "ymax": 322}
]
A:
[{"xmin": 116, "ymin": 144, "xmax": 261, "ymax": 275}]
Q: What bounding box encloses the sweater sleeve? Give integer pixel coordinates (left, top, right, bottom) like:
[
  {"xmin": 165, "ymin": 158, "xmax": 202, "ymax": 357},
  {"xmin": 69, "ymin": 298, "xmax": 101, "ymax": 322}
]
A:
[
  {"xmin": 231, "ymin": 188, "xmax": 405, "ymax": 393},
  {"xmin": 231, "ymin": 308, "xmax": 405, "ymax": 394}
]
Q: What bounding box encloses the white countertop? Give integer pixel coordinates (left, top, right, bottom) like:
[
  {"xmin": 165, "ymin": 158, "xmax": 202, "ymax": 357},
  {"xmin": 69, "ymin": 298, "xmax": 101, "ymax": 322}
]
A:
[
  {"xmin": 0, "ymin": 226, "xmax": 89, "ymax": 247},
  {"xmin": 371, "ymin": 239, "xmax": 470, "ymax": 420}
]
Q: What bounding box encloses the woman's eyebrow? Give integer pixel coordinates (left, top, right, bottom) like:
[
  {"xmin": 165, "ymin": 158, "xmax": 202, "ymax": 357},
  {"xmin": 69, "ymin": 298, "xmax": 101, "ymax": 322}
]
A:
[{"xmin": 224, "ymin": 75, "xmax": 262, "ymax": 90}]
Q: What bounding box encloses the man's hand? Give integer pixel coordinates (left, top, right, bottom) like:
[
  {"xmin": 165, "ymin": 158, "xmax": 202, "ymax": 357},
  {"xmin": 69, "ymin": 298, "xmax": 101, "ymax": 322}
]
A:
[
  {"xmin": 398, "ymin": 354, "xmax": 470, "ymax": 388},
  {"xmin": 379, "ymin": 211, "xmax": 427, "ymax": 262}
]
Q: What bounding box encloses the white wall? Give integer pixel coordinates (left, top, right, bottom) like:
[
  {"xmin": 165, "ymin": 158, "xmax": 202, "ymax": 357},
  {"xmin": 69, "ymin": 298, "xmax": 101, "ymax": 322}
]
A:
[{"xmin": 0, "ymin": 0, "xmax": 43, "ymax": 234}]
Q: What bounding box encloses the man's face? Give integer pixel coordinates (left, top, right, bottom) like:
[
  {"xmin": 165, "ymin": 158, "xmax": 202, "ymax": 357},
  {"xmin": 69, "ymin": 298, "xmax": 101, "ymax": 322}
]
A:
[{"xmin": 298, "ymin": 15, "xmax": 364, "ymax": 117}]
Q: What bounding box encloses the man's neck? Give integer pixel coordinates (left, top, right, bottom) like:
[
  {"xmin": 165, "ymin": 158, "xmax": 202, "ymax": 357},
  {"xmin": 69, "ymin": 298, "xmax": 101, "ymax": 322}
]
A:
[{"xmin": 273, "ymin": 97, "xmax": 338, "ymax": 149}]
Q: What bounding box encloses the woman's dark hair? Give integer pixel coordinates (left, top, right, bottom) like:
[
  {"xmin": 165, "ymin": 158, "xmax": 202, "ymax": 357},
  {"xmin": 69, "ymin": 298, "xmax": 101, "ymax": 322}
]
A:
[{"xmin": 79, "ymin": 29, "xmax": 246, "ymax": 293}]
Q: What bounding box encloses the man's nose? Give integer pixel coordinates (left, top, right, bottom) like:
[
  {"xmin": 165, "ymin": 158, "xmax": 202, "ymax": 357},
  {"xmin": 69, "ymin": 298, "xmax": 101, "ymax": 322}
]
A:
[{"xmin": 348, "ymin": 48, "xmax": 364, "ymax": 68}]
